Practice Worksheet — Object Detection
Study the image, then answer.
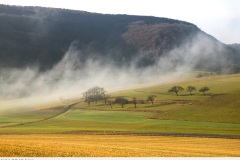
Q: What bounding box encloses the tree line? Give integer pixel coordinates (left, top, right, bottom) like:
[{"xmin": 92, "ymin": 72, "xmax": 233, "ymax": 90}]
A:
[
  {"xmin": 82, "ymin": 86, "xmax": 158, "ymax": 108},
  {"xmin": 168, "ymin": 86, "xmax": 210, "ymax": 96},
  {"xmin": 82, "ymin": 85, "xmax": 210, "ymax": 108}
]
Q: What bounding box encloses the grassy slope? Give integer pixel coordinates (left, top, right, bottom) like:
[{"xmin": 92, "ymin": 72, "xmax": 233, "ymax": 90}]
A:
[{"xmin": 0, "ymin": 74, "xmax": 240, "ymax": 135}]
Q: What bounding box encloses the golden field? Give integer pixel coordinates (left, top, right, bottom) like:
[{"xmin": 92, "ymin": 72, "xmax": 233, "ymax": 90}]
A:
[{"xmin": 0, "ymin": 134, "xmax": 239, "ymax": 157}]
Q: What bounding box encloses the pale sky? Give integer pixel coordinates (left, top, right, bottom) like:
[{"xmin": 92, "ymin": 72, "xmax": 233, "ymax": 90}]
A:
[{"xmin": 1, "ymin": 0, "xmax": 240, "ymax": 44}]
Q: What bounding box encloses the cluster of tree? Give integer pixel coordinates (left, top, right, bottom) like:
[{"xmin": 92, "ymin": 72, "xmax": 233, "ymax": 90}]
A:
[
  {"xmin": 196, "ymin": 72, "xmax": 217, "ymax": 78},
  {"xmin": 122, "ymin": 21, "xmax": 198, "ymax": 52},
  {"xmin": 83, "ymin": 86, "xmax": 157, "ymax": 108},
  {"xmin": 168, "ymin": 86, "xmax": 210, "ymax": 96},
  {"xmin": 83, "ymin": 86, "xmax": 108, "ymax": 106},
  {"xmin": 83, "ymin": 85, "xmax": 212, "ymax": 108},
  {"xmin": 222, "ymin": 64, "xmax": 240, "ymax": 74},
  {"xmin": 112, "ymin": 95, "xmax": 157, "ymax": 108}
]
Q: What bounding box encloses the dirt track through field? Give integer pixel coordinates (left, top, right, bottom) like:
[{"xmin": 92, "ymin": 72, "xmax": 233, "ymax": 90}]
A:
[
  {"xmin": 0, "ymin": 102, "xmax": 80, "ymax": 128},
  {"xmin": 1, "ymin": 101, "xmax": 240, "ymax": 139}
]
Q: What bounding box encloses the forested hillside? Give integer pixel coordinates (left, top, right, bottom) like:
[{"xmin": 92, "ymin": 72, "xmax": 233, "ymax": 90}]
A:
[{"xmin": 0, "ymin": 4, "xmax": 239, "ymax": 72}]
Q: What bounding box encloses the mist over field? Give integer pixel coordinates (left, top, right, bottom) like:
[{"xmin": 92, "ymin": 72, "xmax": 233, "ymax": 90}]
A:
[{"xmin": 0, "ymin": 32, "xmax": 230, "ymax": 106}]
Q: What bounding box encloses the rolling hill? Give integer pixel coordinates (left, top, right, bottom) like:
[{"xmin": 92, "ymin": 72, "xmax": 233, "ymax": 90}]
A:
[
  {"xmin": 0, "ymin": 73, "xmax": 239, "ymax": 136},
  {"xmin": 0, "ymin": 73, "xmax": 240, "ymax": 156}
]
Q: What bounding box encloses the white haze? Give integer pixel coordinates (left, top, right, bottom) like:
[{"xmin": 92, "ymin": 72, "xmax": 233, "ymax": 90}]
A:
[{"xmin": 0, "ymin": 33, "xmax": 229, "ymax": 109}]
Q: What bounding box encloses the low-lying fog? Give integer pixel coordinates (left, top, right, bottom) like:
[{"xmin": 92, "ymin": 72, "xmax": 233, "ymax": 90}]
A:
[{"xmin": 0, "ymin": 33, "xmax": 229, "ymax": 110}]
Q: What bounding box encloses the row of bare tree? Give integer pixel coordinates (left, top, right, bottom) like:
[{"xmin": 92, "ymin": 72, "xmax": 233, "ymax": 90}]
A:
[
  {"xmin": 82, "ymin": 86, "xmax": 158, "ymax": 107},
  {"xmin": 82, "ymin": 85, "xmax": 210, "ymax": 108},
  {"xmin": 168, "ymin": 86, "xmax": 210, "ymax": 96}
]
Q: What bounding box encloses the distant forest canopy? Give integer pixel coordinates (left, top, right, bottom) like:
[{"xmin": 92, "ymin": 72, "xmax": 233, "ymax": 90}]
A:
[{"xmin": 0, "ymin": 4, "xmax": 239, "ymax": 73}]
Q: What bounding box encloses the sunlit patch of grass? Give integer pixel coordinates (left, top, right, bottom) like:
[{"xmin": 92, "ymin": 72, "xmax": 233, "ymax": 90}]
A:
[{"xmin": 0, "ymin": 73, "xmax": 240, "ymax": 136}]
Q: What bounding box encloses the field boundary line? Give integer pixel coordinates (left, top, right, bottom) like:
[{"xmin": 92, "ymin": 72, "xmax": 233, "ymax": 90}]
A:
[{"xmin": 59, "ymin": 131, "xmax": 240, "ymax": 139}]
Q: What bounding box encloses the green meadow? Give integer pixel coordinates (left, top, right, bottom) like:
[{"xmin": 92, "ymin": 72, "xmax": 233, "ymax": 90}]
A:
[{"xmin": 0, "ymin": 73, "xmax": 240, "ymax": 136}]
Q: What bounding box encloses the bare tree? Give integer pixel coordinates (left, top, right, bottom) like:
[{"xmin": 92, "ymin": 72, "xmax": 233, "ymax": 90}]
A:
[
  {"xmin": 103, "ymin": 93, "xmax": 110, "ymax": 104},
  {"xmin": 168, "ymin": 86, "xmax": 184, "ymax": 96},
  {"xmin": 199, "ymin": 87, "xmax": 210, "ymax": 96},
  {"xmin": 115, "ymin": 97, "xmax": 128, "ymax": 108},
  {"xmin": 107, "ymin": 100, "xmax": 113, "ymax": 108},
  {"xmin": 186, "ymin": 86, "xmax": 197, "ymax": 95},
  {"xmin": 147, "ymin": 95, "xmax": 156, "ymax": 105},
  {"xmin": 132, "ymin": 97, "xmax": 137, "ymax": 108},
  {"xmin": 83, "ymin": 91, "xmax": 91, "ymax": 106},
  {"xmin": 83, "ymin": 86, "xmax": 106, "ymax": 106}
]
